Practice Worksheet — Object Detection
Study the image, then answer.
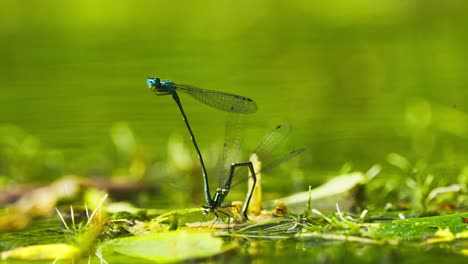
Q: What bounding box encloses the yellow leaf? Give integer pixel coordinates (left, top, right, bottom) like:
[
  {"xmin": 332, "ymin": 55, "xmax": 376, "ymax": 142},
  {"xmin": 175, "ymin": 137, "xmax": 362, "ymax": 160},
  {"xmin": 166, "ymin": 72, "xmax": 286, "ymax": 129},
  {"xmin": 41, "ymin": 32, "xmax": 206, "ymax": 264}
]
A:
[{"xmin": 1, "ymin": 243, "xmax": 80, "ymax": 260}]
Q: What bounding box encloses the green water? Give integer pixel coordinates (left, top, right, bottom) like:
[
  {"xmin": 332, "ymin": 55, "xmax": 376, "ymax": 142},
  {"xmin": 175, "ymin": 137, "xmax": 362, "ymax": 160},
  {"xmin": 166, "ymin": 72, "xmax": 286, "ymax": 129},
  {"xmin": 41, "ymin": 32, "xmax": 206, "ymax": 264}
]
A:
[
  {"xmin": 2, "ymin": 1, "xmax": 467, "ymax": 174},
  {"xmin": 2, "ymin": 0, "xmax": 468, "ymax": 200},
  {"xmin": 1, "ymin": 1, "xmax": 468, "ymax": 262}
]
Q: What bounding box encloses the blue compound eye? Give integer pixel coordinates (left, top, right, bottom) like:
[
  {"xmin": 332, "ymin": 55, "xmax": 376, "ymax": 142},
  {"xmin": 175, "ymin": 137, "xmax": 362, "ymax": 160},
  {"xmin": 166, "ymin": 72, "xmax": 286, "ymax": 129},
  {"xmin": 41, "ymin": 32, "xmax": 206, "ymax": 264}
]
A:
[{"xmin": 146, "ymin": 77, "xmax": 161, "ymax": 86}]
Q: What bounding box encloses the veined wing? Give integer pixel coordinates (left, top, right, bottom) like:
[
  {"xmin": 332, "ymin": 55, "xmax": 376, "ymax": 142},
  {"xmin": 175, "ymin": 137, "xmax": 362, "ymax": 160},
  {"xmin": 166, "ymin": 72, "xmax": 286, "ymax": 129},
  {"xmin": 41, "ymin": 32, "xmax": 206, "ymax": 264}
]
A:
[
  {"xmin": 219, "ymin": 113, "xmax": 244, "ymax": 187},
  {"xmin": 175, "ymin": 83, "xmax": 258, "ymax": 114},
  {"xmin": 230, "ymin": 124, "xmax": 304, "ymax": 187}
]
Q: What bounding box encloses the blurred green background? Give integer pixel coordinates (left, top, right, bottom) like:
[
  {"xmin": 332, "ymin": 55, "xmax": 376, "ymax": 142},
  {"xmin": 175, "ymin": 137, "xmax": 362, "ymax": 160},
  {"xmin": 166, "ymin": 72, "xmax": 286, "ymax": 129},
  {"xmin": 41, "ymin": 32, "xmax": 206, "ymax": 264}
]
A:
[{"xmin": 1, "ymin": 0, "xmax": 468, "ymax": 204}]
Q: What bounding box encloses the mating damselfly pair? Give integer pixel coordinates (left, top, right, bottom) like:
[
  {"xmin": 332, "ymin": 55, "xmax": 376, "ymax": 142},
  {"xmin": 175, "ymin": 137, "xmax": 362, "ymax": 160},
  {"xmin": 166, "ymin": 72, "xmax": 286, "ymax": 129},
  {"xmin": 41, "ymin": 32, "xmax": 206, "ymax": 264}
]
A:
[{"xmin": 147, "ymin": 77, "xmax": 304, "ymax": 222}]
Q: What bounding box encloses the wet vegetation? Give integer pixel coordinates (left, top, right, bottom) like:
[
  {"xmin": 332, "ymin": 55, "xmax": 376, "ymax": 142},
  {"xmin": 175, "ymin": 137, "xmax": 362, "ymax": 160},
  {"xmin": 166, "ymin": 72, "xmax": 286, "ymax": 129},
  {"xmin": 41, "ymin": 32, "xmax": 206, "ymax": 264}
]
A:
[{"xmin": 0, "ymin": 123, "xmax": 466, "ymax": 263}]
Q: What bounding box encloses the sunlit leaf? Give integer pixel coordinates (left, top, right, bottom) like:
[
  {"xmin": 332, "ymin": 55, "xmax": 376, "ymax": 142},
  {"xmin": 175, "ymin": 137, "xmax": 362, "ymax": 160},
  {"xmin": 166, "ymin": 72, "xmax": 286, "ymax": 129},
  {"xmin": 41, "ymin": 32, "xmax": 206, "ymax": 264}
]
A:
[
  {"xmin": 369, "ymin": 213, "xmax": 468, "ymax": 241},
  {"xmin": 1, "ymin": 243, "xmax": 80, "ymax": 260},
  {"xmin": 106, "ymin": 231, "xmax": 233, "ymax": 263},
  {"xmin": 271, "ymin": 171, "xmax": 367, "ymax": 213}
]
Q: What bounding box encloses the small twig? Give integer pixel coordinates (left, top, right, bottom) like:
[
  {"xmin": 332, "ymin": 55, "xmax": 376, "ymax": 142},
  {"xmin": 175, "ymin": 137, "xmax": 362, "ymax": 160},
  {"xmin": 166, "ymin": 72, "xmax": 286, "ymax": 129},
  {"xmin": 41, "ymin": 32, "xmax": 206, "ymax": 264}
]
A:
[
  {"xmin": 70, "ymin": 205, "xmax": 75, "ymax": 228},
  {"xmin": 360, "ymin": 209, "xmax": 368, "ymax": 221},
  {"xmin": 336, "ymin": 203, "xmax": 346, "ymax": 221},
  {"xmin": 55, "ymin": 208, "xmax": 70, "ymax": 231},
  {"xmin": 87, "ymin": 194, "xmax": 109, "ymax": 225}
]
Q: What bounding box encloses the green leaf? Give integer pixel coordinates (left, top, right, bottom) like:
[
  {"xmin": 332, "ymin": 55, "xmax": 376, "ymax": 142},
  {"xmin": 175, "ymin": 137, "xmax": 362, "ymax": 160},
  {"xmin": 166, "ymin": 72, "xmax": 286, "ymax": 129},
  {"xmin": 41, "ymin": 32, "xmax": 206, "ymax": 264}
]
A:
[
  {"xmin": 369, "ymin": 212, "xmax": 468, "ymax": 241},
  {"xmin": 106, "ymin": 231, "xmax": 234, "ymax": 263}
]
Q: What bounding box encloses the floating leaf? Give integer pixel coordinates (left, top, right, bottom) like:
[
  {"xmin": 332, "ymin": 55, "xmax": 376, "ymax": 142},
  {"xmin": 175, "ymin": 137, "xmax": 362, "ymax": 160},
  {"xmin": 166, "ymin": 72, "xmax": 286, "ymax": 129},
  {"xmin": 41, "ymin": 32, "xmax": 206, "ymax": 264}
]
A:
[
  {"xmin": 1, "ymin": 243, "xmax": 80, "ymax": 260},
  {"xmin": 426, "ymin": 228, "xmax": 456, "ymax": 244},
  {"xmin": 106, "ymin": 231, "xmax": 233, "ymax": 263},
  {"xmin": 369, "ymin": 212, "xmax": 468, "ymax": 241}
]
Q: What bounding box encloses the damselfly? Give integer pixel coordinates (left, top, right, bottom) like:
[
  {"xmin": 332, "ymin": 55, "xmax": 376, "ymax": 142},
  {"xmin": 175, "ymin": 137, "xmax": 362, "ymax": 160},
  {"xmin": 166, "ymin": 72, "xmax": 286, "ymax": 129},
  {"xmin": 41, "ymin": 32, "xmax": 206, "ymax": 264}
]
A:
[
  {"xmin": 147, "ymin": 77, "xmax": 257, "ymax": 208},
  {"xmin": 203, "ymin": 119, "xmax": 304, "ymax": 221}
]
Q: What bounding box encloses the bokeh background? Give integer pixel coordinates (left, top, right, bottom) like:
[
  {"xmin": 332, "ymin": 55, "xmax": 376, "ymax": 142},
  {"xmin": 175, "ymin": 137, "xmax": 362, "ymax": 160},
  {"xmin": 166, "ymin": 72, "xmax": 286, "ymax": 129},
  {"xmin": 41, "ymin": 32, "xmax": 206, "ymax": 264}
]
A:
[{"xmin": 1, "ymin": 0, "xmax": 468, "ymax": 207}]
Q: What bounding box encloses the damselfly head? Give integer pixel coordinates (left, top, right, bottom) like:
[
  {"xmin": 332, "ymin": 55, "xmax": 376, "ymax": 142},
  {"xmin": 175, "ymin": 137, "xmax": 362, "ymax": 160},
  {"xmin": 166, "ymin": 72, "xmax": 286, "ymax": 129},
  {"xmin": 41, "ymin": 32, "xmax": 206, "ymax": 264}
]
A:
[{"xmin": 146, "ymin": 77, "xmax": 161, "ymax": 90}]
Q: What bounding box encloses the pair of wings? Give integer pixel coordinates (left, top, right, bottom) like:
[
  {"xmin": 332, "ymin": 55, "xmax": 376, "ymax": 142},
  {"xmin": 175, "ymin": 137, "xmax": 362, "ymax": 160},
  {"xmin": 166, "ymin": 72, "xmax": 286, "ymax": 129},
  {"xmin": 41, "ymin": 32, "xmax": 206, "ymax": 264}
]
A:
[
  {"xmin": 219, "ymin": 116, "xmax": 304, "ymax": 189},
  {"xmin": 153, "ymin": 79, "xmax": 303, "ymax": 190}
]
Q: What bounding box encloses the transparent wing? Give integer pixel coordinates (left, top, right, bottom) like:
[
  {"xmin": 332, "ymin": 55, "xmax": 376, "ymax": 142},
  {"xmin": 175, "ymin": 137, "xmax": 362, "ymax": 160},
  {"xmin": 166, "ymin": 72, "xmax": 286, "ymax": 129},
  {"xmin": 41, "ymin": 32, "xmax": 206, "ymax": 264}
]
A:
[
  {"xmin": 175, "ymin": 83, "xmax": 258, "ymax": 114},
  {"xmin": 229, "ymin": 124, "xmax": 304, "ymax": 188},
  {"xmin": 254, "ymin": 124, "xmax": 291, "ymax": 159},
  {"xmin": 218, "ymin": 113, "xmax": 244, "ymax": 187},
  {"xmin": 257, "ymin": 148, "xmax": 305, "ymax": 173}
]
